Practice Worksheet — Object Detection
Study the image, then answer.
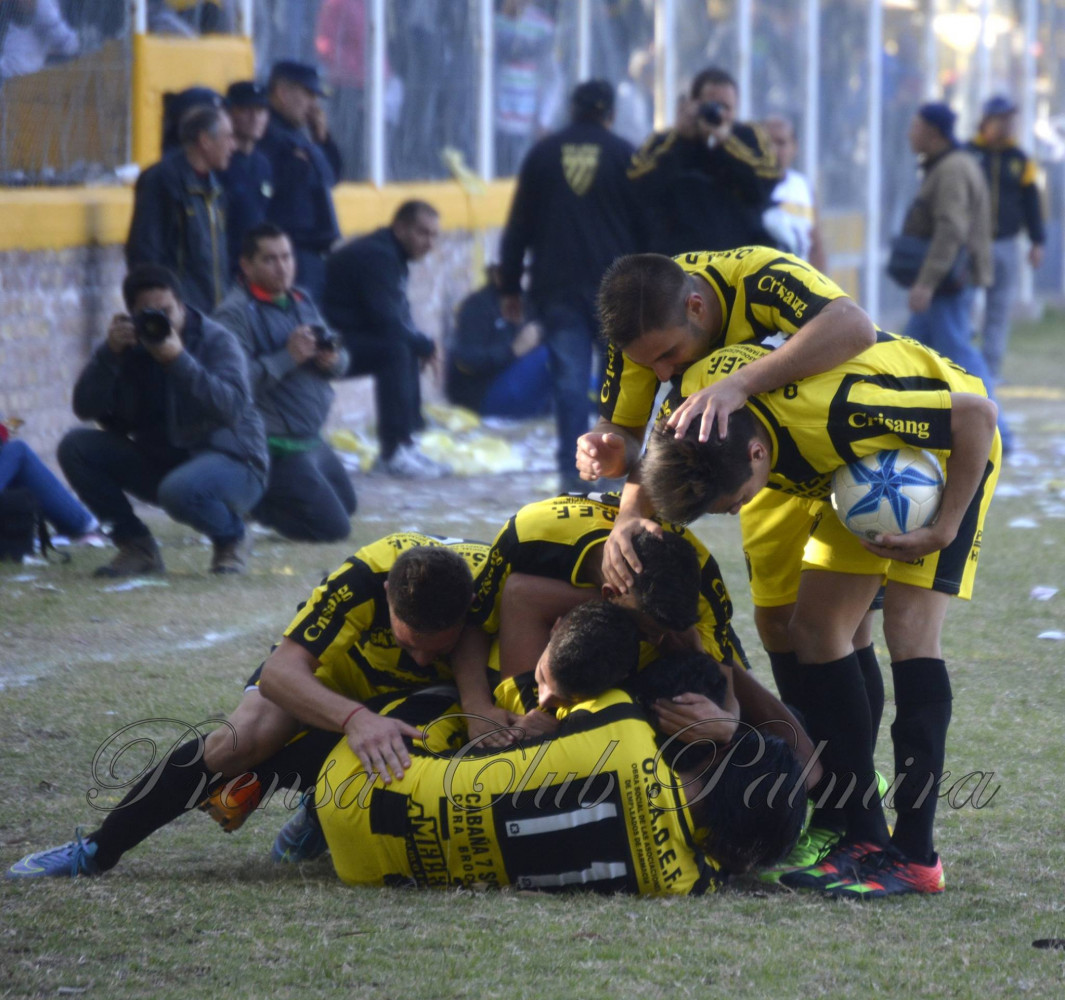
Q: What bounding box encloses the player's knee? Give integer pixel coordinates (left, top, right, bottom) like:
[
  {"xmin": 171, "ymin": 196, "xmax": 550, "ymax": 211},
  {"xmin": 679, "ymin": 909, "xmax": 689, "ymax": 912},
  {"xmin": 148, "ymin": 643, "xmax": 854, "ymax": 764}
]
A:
[
  {"xmin": 754, "ymin": 605, "xmax": 793, "ymax": 653},
  {"xmin": 203, "ymin": 725, "xmax": 268, "ymax": 777}
]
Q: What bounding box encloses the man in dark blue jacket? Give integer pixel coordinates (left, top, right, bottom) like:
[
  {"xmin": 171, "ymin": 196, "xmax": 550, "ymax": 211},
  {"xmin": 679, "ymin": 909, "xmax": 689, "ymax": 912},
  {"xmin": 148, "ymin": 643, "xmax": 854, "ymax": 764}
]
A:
[
  {"xmin": 324, "ymin": 201, "xmax": 449, "ymax": 479},
  {"xmin": 126, "ymin": 104, "xmax": 235, "ymax": 314},
  {"xmin": 59, "ymin": 265, "xmax": 268, "ymax": 578},
  {"xmin": 499, "ymin": 80, "xmax": 646, "ymax": 491},
  {"xmin": 220, "ymin": 81, "xmax": 274, "ymax": 276},
  {"xmin": 258, "ymin": 61, "xmax": 342, "ymax": 305}
]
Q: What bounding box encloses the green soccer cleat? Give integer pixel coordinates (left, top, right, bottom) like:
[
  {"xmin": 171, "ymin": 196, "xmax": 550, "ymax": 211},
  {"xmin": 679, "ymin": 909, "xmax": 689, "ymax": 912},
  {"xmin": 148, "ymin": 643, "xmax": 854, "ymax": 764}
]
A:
[
  {"xmin": 758, "ymin": 825, "xmax": 841, "ymax": 884},
  {"xmin": 825, "ymin": 847, "xmax": 945, "ymax": 899},
  {"xmin": 779, "ymin": 839, "xmax": 883, "ymax": 891},
  {"xmin": 271, "ymin": 797, "xmax": 327, "ymax": 863},
  {"xmin": 6, "ymin": 830, "xmax": 100, "ymax": 879}
]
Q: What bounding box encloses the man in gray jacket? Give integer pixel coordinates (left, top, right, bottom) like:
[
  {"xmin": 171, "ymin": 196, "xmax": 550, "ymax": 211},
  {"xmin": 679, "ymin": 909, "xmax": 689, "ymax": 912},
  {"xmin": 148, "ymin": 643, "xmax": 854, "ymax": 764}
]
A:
[
  {"xmin": 59, "ymin": 265, "xmax": 268, "ymax": 577},
  {"xmin": 901, "ymin": 102, "xmax": 993, "ymax": 382},
  {"xmin": 215, "ymin": 224, "xmax": 356, "ymax": 542}
]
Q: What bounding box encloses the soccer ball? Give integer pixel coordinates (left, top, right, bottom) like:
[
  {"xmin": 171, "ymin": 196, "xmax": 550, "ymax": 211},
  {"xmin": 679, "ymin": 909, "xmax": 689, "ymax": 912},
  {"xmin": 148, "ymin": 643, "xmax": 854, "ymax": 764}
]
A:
[{"xmin": 831, "ymin": 448, "xmax": 944, "ymax": 541}]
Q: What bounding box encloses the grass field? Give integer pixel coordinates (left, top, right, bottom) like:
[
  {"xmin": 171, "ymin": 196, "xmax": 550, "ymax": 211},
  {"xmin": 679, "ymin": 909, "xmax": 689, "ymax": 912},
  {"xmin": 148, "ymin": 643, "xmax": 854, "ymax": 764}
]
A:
[{"xmin": 3, "ymin": 316, "xmax": 1065, "ymax": 999}]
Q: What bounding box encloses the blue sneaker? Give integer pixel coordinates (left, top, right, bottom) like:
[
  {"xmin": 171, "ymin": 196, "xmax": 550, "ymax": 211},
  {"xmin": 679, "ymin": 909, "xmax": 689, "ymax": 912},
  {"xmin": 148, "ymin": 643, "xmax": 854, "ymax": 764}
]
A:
[
  {"xmin": 271, "ymin": 797, "xmax": 327, "ymax": 863},
  {"xmin": 7, "ymin": 830, "xmax": 100, "ymax": 878}
]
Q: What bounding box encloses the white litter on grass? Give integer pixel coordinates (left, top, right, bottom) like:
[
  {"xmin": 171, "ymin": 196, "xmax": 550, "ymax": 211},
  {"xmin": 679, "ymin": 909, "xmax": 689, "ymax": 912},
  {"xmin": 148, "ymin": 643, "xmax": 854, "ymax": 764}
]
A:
[
  {"xmin": 101, "ymin": 578, "xmax": 170, "ymax": 592},
  {"xmin": 33, "ymin": 583, "xmax": 63, "ymax": 593},
  {"xmin": 1007, "ymin": 451, "xmax": 1042, "ymax": 468},
  {"xmin": 1008, "ymin": 518, "xmax": 1039, "ymax": 529},
  {"xmin": 177, "ymin": 629, "xmax": 242, "ymax": 651},
  {"xmin": 994, "ymin": 484, "xmax": 1024, "ymax": 498},
  {"xmin": 1038, "ymin": 631, "xmax": 1065, "ymax": 641},
  {"xmin": 0, "ymin": 673, "xmax": 40, "ymax": 691},
  {"xmin": 1030, "ymin": 586, "xmax": 1058, "ymax": 601},
  {"xmin": 10, "ymin": 574, "xmax": 36, "ymax": 582}
]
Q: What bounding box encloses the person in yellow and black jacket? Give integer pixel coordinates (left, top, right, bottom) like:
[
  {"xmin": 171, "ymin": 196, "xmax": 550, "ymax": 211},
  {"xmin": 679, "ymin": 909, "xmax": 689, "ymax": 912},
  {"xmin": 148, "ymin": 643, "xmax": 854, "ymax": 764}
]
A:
[
  {"xmin": 965, "ymin": 94, "xmax": 1046, "ymax": 384},
  {"xmin": 628, "ymin": 66, "xmax": 781, "ymax": 256}
]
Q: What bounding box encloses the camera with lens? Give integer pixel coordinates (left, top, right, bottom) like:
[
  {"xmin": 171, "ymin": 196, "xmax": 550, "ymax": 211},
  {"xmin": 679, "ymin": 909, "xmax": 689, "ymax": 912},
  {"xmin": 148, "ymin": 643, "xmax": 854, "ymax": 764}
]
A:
[
  {"xmin": 134, "ymin": 308, "xmax": 171, "ymax": 345},
  {"xmin": 309, "ymin": 324, "xmax": 337, "ymax": 350},
  {"xmin": 697, "ymin": 101, "xmax": 725, "ymax": 127}
]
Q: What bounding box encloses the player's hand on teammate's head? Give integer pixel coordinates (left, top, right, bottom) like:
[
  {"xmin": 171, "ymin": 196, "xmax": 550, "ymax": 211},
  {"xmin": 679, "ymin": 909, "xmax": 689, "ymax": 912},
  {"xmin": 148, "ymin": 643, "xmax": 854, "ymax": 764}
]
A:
[
  {"xmin": 601, "ymin": 515, "xmax": 663, "ymax": 593},
  {"xmin": 464, "ymin": 706, "xmax": 524, "ymax": 749},
  {"xmin": 666, "ymin": 379, "xmax": 750, "ymax": 443}
]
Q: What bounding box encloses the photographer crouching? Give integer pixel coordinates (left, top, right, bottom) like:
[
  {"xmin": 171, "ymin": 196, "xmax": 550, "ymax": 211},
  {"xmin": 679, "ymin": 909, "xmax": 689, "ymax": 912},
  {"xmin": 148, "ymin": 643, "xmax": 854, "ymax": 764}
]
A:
[
  {"xmin": 58, "ymin": 265, "xmax": 268, "ymax": 577},
  {"xmin": 628, "ymin": 66, "xmax": 782, "ymax": 255},
  {"xmin": 214, "ymin": 223, "xmax": 356, "ymax": 542}
]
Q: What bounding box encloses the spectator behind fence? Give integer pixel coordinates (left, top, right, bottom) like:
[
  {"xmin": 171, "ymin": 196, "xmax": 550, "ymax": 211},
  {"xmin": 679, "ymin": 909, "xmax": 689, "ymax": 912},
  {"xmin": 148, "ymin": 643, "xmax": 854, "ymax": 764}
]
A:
[
  {"xmin": 761, "ymin": 115, "xmax": 827, "ymax": 272},
  {"xmin": 214, "ymin": 224, "xmax": 356, "ymax": 542},
  {"xmin": 499, "ymin": 80, "xmax": 645, "ymax": 492},
  {"xmin": 628, "ymin": 66, "xmax": 781, "ymax": 255},
  {"xmin": 58, "ymin": 264, "xmax": 267, "ymax": 578},
  {"xmin": 965, "ymin": 94, "xmax": 1046, "ymax": 384},
  {"xmin": 315, "ymin": 0, "xmax": 369, "ymax": 181},
  {"xmin": 495, "ymin": 0, "xmax": 562, "ymax": 176},
  {"xmin": 126, "ymin": 103, "xmax": 234, "ymax": 314},
  {"xmin": 0, "ymin": 0, "xmax": 78, "ymax": 82},
  {"xmin": 323, "ymin": 201, "xmax": 450, "ymax": 480},
  {"xmin": 258, "ymin": 60, "xmax": 342, "ymax": 304},
  {"xmin": 444, "ymin": 265, "xmax": 551, "ymax": 419},
  {"xmin": 220, "ymin": 81, "xmax": 274, "ymax": 272}
]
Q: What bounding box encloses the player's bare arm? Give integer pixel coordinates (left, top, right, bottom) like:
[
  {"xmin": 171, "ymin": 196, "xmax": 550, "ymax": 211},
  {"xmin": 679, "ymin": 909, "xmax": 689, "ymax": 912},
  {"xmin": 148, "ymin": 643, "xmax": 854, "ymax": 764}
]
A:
[
  {"xmin": 258, "ymin": 637, "xmax": 425, "ymax": 784},
  {"xmin": 450, "ymin": 624, "xmax": 521, "ymax": 749},
  {"xmin": 862, "ymin": 393, "xmax": 998, "ymax": 561},
  {"xmin": 576, "ymin": 417, "xmax": 645, "ymax": 481},
  {"xmin": 667, "ymin": 298, "xmax": 877, "ymax": 441},
  {"xmin": 498, "ymin": 573, "xmax": 593, "ymax": 679}
]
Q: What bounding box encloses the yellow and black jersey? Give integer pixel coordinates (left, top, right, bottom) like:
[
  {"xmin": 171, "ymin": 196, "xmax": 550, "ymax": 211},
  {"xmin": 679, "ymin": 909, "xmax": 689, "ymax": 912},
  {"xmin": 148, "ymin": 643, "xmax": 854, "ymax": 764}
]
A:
[
  {"xmin": 282, "ymin": 532, "xmax": 490, "ymax": 702},
  {"xmin": 670, "ymin": 336, "xmax": 988, "ymax": 502},
  {"xmin": 470, "ymin": 492, "xmax": 746, "ymax": 666},
  {"xmin": 600, "ymin": 246, "xmax": 852, "ymax": 428},
  {"xmin": 317, "ymin": 688, "xmax": 720, "ymax": 896}
]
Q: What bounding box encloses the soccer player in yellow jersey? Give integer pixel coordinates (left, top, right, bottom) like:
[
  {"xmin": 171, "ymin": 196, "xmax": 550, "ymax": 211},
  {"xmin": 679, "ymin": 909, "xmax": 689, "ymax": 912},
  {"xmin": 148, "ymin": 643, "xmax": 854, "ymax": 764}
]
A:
[
  {"xmin": 7, "ymin": 535, "xmax": 489, "ymax": 879},
  {"xmin": 640, "ymin": 338, "xmax": 1000, "ymax": 897},
  {"xmin": 312, "ymin": 601, "xmax": 808, "ymax": 893}
]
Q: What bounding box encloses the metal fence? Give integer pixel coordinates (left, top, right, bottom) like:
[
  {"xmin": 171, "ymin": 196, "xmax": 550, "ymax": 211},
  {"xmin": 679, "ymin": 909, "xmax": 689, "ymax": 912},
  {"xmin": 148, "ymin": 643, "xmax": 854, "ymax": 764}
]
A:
[{"xmin": 3, "ymin": 0, "xmax": 1065, "ymax": 312}]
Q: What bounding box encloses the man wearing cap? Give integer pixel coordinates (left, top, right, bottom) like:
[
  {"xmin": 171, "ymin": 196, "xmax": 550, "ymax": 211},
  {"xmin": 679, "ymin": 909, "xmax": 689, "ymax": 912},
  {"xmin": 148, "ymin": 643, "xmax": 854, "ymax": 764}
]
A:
[
  {"xmin": 258, "ymin": 60, "xmax": 343, "ymax": 305},
  {"xmin": 498, "ymin": 79, "xmax": 645, "ymax": 492},
  {"xmin": 127, "ymin": 103, "xmax": 235, "ymax": 314},
  {"xmin": 966, "ymin": 95, "xmax": 1045, "ymax": 384},
  {"xmin": 220, "ymin": 81, "xmax": 274, "ymax": 274},
  {"xmin": 899, "ymin": 103, "xmax": 993, "ymax": 385}
]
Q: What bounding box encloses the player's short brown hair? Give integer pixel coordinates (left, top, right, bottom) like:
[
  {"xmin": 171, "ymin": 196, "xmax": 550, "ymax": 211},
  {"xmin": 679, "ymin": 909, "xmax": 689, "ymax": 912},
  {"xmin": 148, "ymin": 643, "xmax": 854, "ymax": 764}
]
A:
[
  {"xmin": 386, "ymin": 546, "xmax": 472, "ymax": 633},
  {"xmin": 641, "ymin": 409, "xmax": 760, "ymax": 524},
  {"xmin": 598, "ymin": 254, "xmax": 690, "ymax": 349}
]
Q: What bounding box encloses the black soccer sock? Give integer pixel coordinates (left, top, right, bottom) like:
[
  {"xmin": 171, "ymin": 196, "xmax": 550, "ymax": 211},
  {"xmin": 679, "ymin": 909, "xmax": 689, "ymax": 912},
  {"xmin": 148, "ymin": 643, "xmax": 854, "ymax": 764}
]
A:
[
  {"xmin": 88, "ymin": 735, "xmax": 219, "ymax": 871},
  {"xmin": 856, "ymin": 643, "xmax": 885, "ymax": 752},
  {"xmin": 797, "ymin": 653, "xmax": 889, "ymax": 847},
  {"xmin": 252, "ymin": 727, "xmax": 339, "ymax": 801},
  {"xmin": 888, "ymin": 658, "xmax": 952, "ymax": 866},
  {"xmin": 767, "ymin": 650, "xmax": 802, "ymax": 706}
]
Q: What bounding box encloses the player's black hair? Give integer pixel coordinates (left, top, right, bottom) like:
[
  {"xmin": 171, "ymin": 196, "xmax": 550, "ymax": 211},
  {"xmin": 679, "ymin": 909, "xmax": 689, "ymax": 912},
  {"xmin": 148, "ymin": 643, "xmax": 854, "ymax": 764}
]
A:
[
  {"xmin": 688, "ymin": 730, "xmax": 806, "ymax": 874},
  {"xmin": 178, "ymin": 103, "xmax": 228, "ymax": 147},
  {"xmin": 597, "ymin": 254, "xmax": 690, "ymax": 349},
  {"xmin": 240, "ymin": 222, "xmax": 290, "ymax": 260},
  {"xmin": 628, "ymin": 650, "xmax": 728, "ymax": 716},
  {"xmin": 386, "ymin": 546, "xmax": 473, "ymax": 633},
  {"xmin": 641, "ymin": 409, "xmax": 760, "ymax": 524},
  {"xmin": 629, "ymin": 529, "xmax": 701, "ymax": 632},
  {"xmin": 392, "ymin": 199, "xmax": 438, "ymax": 228},
  {"xmin": 548, "ymin": 601, "xmax": 641, "ymax": 701},
  {"xmin": 122, "ymin": 263, "xmax": 182, "ymax": 310},
  {"xmin": 690, "ymin": 66, "xmax": 738, "ymax": 99}
]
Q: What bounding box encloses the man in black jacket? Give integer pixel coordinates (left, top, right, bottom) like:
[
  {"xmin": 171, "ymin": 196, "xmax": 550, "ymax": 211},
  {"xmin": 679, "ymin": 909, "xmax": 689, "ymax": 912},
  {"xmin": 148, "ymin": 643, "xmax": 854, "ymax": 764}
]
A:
[
  {"xmin": 324, "ymin": 200, "xmax": 449, "ymax": 479},
  {"xmin": 58, "ymin": 265, "xmax": 268, "ymax": 577},
  {"xmin": 498, "ymin": 80, "xmax": 645, "ymax": 491},
  {"xmin": 215, "ymin": 224, "xmax": 356, "ymax": 541},
  {"xmin": 628, "ymin": 66, "xmax": 781, "ymax": 256},
  {"xmin": 258, "ymin": 61, "xmax": 343, "ymax": 305},
  {"xmin": 126, "ymin": 104, "xmax": 235, "ymax": 314}
]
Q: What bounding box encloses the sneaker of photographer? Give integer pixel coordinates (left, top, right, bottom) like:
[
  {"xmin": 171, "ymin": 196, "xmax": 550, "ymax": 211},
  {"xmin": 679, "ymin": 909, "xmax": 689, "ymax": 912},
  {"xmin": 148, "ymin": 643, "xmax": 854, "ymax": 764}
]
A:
[
  {"xmin": 211, "ymin": 532, "xmax": 252, "ymax": 574},
  {"xmin": 93, "ymin": 534, "xmax": 165, "ymax": 578},
  {"xmin": 375, "ymin": 444, "xmax": 451, "ymax": 479}
]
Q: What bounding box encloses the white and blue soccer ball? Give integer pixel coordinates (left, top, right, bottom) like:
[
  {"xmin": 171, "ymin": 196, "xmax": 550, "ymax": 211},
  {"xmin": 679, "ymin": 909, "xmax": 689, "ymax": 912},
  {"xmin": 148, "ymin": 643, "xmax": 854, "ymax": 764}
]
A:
[{"xmin": 831, "ymin": 448, "xmax": 944, "ymax": 541}]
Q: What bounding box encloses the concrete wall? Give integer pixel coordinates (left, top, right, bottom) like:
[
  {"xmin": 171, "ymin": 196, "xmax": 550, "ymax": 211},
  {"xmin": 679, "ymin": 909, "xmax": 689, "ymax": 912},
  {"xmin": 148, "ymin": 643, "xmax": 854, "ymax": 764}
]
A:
[{"xmin": 0, "ymin": 229, "xmax": 497, "ymax": 464}]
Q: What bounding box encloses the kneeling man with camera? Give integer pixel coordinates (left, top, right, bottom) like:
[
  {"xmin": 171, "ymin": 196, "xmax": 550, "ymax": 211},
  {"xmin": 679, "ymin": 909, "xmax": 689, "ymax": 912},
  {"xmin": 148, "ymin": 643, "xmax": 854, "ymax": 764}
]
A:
[
  {"xmin": 59, "ymin": 264, "xmax": 268, "ymax": 577},
  {"xmin": 214, "ymin": 223, "xmax": 356, "ymax": 542}
]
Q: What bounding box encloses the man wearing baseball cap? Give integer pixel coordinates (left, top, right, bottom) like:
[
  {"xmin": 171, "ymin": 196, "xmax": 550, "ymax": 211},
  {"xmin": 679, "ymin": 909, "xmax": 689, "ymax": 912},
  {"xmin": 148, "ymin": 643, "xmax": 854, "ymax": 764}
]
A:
[
  {"xmin": 258, "ymin": 61, "xmax": 342, "ymax": 304},
  {"xmin": 965, "ymin": 94, "xmax": 1045, "ymax": 386},
  {"xmin": 221, "ymin": 81, "xmax": 273, "ymax": 272}
]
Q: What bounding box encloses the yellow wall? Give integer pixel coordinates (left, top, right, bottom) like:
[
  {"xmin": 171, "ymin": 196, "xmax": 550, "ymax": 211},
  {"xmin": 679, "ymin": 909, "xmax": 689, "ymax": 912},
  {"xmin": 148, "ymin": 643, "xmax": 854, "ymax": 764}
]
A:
[{"xmin": 0, "ymin": 180, "xmax": 516, "ymax": 253}]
